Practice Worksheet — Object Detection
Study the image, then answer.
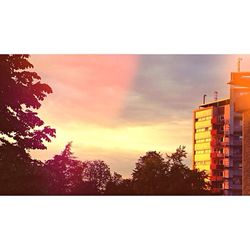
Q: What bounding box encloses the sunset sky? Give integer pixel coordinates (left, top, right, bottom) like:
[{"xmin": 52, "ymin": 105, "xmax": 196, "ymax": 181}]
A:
[{"xmin": 30, "ymin": 55, "xmax": 250, "ymax": 177}]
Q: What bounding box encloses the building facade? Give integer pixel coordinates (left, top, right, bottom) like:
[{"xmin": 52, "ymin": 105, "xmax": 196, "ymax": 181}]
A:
[{"xmin": 193, "ymin": 98, "xmax": 242, "ymax": 195}]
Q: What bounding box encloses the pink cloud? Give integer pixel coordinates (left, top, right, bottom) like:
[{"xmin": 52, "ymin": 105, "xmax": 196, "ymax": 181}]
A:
[{"xmin": 30, "ymin": 55, "xmax": 139, "ymax": 124}]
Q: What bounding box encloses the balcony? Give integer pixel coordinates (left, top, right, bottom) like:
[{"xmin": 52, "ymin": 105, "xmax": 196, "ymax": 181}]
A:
[
  {"xmin": 212, "ymin": 188, "xmax": 223, "ymax": 194},
  {"xmin": 210, "ymin": 139, "xmax": 219, "ymax": 147},
  {"xmin": 221, "ymin": 141, "xmax": 229, "ymax": 146},
  {"xmin": 223, "ymin": 159, "xmax": 233, "ymax": 168},
  {"xmin": 221, "ymin": 138, "xmax": 229, "ymax": 146},
  {"xmin": 210, "ymin": 139, "xmax": 216, "ymax": 146},
  {"xmin": 232, "ymin": 139, "xmax": 242, "ymax": 146},
  {"xmin": 234, "ymin": 125, "xmax": 242, "ymax": 132},
  {"xmin": 217, "ymin": 153, "xmax": 224, "ymax": 158},
  {"xmin": 210, "ymin": 163, "xmax": 224, "ymax": 170},
  {"xmin": 232, "ymin": 153, "xmax": 242, "ymax": 159},
  {"xmin": 223, "ymin": 170, "xmax": 232, "ymax": 179},
  {"xmin": 211, "ymin": 117, "xmax": 224, "ymax": 125},
  {"xmin": 210, "ymin": 163, "xmax": 216, "ymax": 170},
  {"xmin": 210, "ymin": 152, "xmax": 217, "ymax": 158},
  {"xmin": 210, "ymin": 152, "xmax": 224, "ymax": 158},
  {"xmin": 211, "ymin": 129, "xmax": 218, "ymax": 136},
  {"xmin": 211, "ymin": 176, "xmax": 224, "ymax": 182},
  {"xmin": 223, "ymin": 158, "xmax": 229, "ymax": 165}
]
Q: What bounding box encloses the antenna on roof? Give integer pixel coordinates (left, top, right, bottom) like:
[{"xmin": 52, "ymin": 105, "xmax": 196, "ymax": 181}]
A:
[
  {"xmin": 237, "ymin": 57, "xmax": 242, "ymax": 72},
  {"xmin": 203, "ymin": 94, "xmax": 207, "ymax": 104},
  {"xmin": 214, "ymin": 91, "xmax": 218, "ymax": 101}
]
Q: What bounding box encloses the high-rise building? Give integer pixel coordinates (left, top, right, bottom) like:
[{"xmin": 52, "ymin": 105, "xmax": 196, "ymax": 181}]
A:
[{"xmin": 193, "ymin": 96, "xmax": 242, "ymax": 195}]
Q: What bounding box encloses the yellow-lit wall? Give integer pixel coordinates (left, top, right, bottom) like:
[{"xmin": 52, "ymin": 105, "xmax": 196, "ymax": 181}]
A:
[{"xmin": 193, "ymin": 108, "xmax": 212, "ymax": 172}]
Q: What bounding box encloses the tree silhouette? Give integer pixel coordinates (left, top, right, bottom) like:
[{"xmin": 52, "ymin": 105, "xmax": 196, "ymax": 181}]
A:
[
  {"xmin": 132, "ymin": 151, "xmax": 168, "ymax": 194},
  {"xmin": 0, "ymin": 55, "xmax": 55, "ymax": 194},
  {"xmin": 132, "ymin": 146, "xmax": 211, "ymax": 195},
  {"xmin": 105, "ymin": 172, "xmax": 134, "ymax": 195},
  {"xmin": 165, "ymin": 146, "xmax": 210, "ymax": 195},
  {"xmin": 44, "ymin": 142, "xmax": 83, "ymax": 194},
  {"xmin": 0, "ymin": 54, "xmax": 55, "ymax": 150},
  {"xmin": 0, "ymin": 141, "xmax": 47, "ymax": 194},
  {"xmin": 82, "ymin": 160, "xmax": 112, "ymax": 194}
]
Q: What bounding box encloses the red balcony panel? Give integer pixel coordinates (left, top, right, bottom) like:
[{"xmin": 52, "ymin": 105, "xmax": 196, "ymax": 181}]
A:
[
  {"xmin": 217, "ymin": 153, "xmax": 224, "ymax": 158},
  {"xmin": 211, "ymin": 129, "xmax": 217, "ymax": 136},
  {"xmin": 211, "ymin": 152, "xmax": 224, "ymax": 158},
  {"xmin": 210, "ymin": 163, "xmax": 217, "ymax": 169},
  {"xmin": 210, "ymin": 152, "xmax": 217, "ymax": 158},
  {"xmin": 212, "ymin": 188, "xmax": 223, "ymax": 194},
  {"xmin": 211, "ymin": 176, "xmax": 224, "ymax": 182},
  {"xmin": 212, "ymin": 117, "xmax": 224, "ymax": 125},
  {"xmin": 211, "ymin": 117, "xmax": 218, "ymax": 124},
  {"xmin": 210, "ymin": 139, "xmax": 217, "ymax": 147},
  {"xmin": 211, "ymin": 163, "xmax": 224, "ymax": 170}
]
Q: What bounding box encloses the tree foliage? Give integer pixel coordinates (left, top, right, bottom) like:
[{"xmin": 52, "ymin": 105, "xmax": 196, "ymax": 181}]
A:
[
  {"xmin": 132, "ymin": 151, "xmax": 167, "ymax": 194},
  {"xmin": 105, "ymin": 172, "xmax": 134, "ymax": 195},
  {"xmin": 0, "ymin": 54, "xmax": 55, "ymax": 194},
  {"xmin": 44, "ymin": 142, "xmax": 83, "ymax": 194},
  {"xmin": 0, "ymin": 54, "xmax": 55, "ymax": 150},
  {"xmin": 132, "ymin": 146, "xmax": 210, "ymax": 195},
  {"xmin": 82, "ymin": 160, "xmax": 112, "ymax": 194},
  {"xmin": 44, "ymin": 144, "xmax": 113, "ymax": 195},
  {"xmin": 0, "ymin": 142, "xmax": 47, "ymax": 194}
]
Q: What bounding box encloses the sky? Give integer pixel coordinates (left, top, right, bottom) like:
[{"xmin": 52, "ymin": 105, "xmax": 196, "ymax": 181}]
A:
[{"xmin": 30, "ymin": 55, "xmax": 250, "ymax": 177}]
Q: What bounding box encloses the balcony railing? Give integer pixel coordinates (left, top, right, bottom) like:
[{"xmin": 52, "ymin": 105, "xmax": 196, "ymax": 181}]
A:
[
  {"xmin": 231, "ymin": 153, "xmax": 242, "ymax": 158},
  {"xmin": 210, "ymin": 152, "xmax": 217, "ymax": 158},
  {"xmin": 210, "ymin": 163, "xmax": 224, "ymax": 170},
  {"xmin": 210, "ymin": 139, "xmax": 221, "ymax": 147},
  {"xmin": 221, "ymin": 138, "xmax": 229, "ymax": 146},
  {"xmin": 212, "ymin": 188, "xmax": 223, "ymax": 194},
  {"xmin": 211, "ymin": 129, "xmax": 218, "ymax": 136},
  {"xmin": 211, "ymin": 176, "xmax": 224, "ymax": 182},
  {"xmin": 234, "ymin": 125, "xmax": 242, "ymax": 132},
  {"xmin": 210, "ymin": 152, "xmax": 224, "ymax": 158},
  {"xmin": 217, "ymin": 153, "xmax": 224, "ymax": 158},
  {"xmin": 211, "ymin": 117, "xmax": 224, "ymax": 125},
  {"xmin": 232, "ymin": 140, "xmax": 242, "ymax": 146}
]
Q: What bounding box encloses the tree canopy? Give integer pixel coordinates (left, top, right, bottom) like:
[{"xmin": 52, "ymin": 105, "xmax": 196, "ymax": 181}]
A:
[
  {"xmin": 44, "ymin": 142, "xmax": 83, "ymax": 194},
  {"xmin": 132, "ymin": 146, "xmax": 210, "ymax": 195},
  {"xmin": 0, "ymin": 54, "xmax": 55, "ymax": 150},
  {"xmin": 0, "ymin": 55, "xmax": 56, "ymax": 194}
]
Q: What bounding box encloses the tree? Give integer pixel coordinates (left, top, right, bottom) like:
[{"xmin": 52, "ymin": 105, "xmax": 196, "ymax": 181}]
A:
[
  {"xmin": 0, "ymin": 55, "xmax": 55, "ymax": 194},
  {"xmin": 0, "ymin": 54, "xmax": 55, "ymax": 150},
  {"xmin": 132, "ymin": 151, "xmax": 167, "ymax": 194},
  {"xmin": 105, "ymin": 172, "xmax": 134, "ymax": 195},
  {"xmin": 132, "ymin": 146, "xmax": 211, "ymax": 195},
  {"xmin": 81, "ymin": 160, "xmax": 112, "ymax": 194},
  {"xmin": 0, "ymin": 141, "xmax": 48, "ymax": 194},
  {"xmin": 165, "ymin": 146, "xmax": 210, "ymax": 195},
  {"xmin": 44, "ymin": 142, "xmax": 83, "ymax": 194}
]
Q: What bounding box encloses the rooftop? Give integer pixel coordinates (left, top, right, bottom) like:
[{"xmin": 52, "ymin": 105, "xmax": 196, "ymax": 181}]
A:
[{"xmin": 199, "ymin": 98, "xmax": 230, "ymax": 108}]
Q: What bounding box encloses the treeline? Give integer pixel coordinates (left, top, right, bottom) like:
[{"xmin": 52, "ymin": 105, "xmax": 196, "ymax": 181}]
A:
[{"xmin": 0, "ymin": 142, "xmax": 211, "ymax": 195}]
